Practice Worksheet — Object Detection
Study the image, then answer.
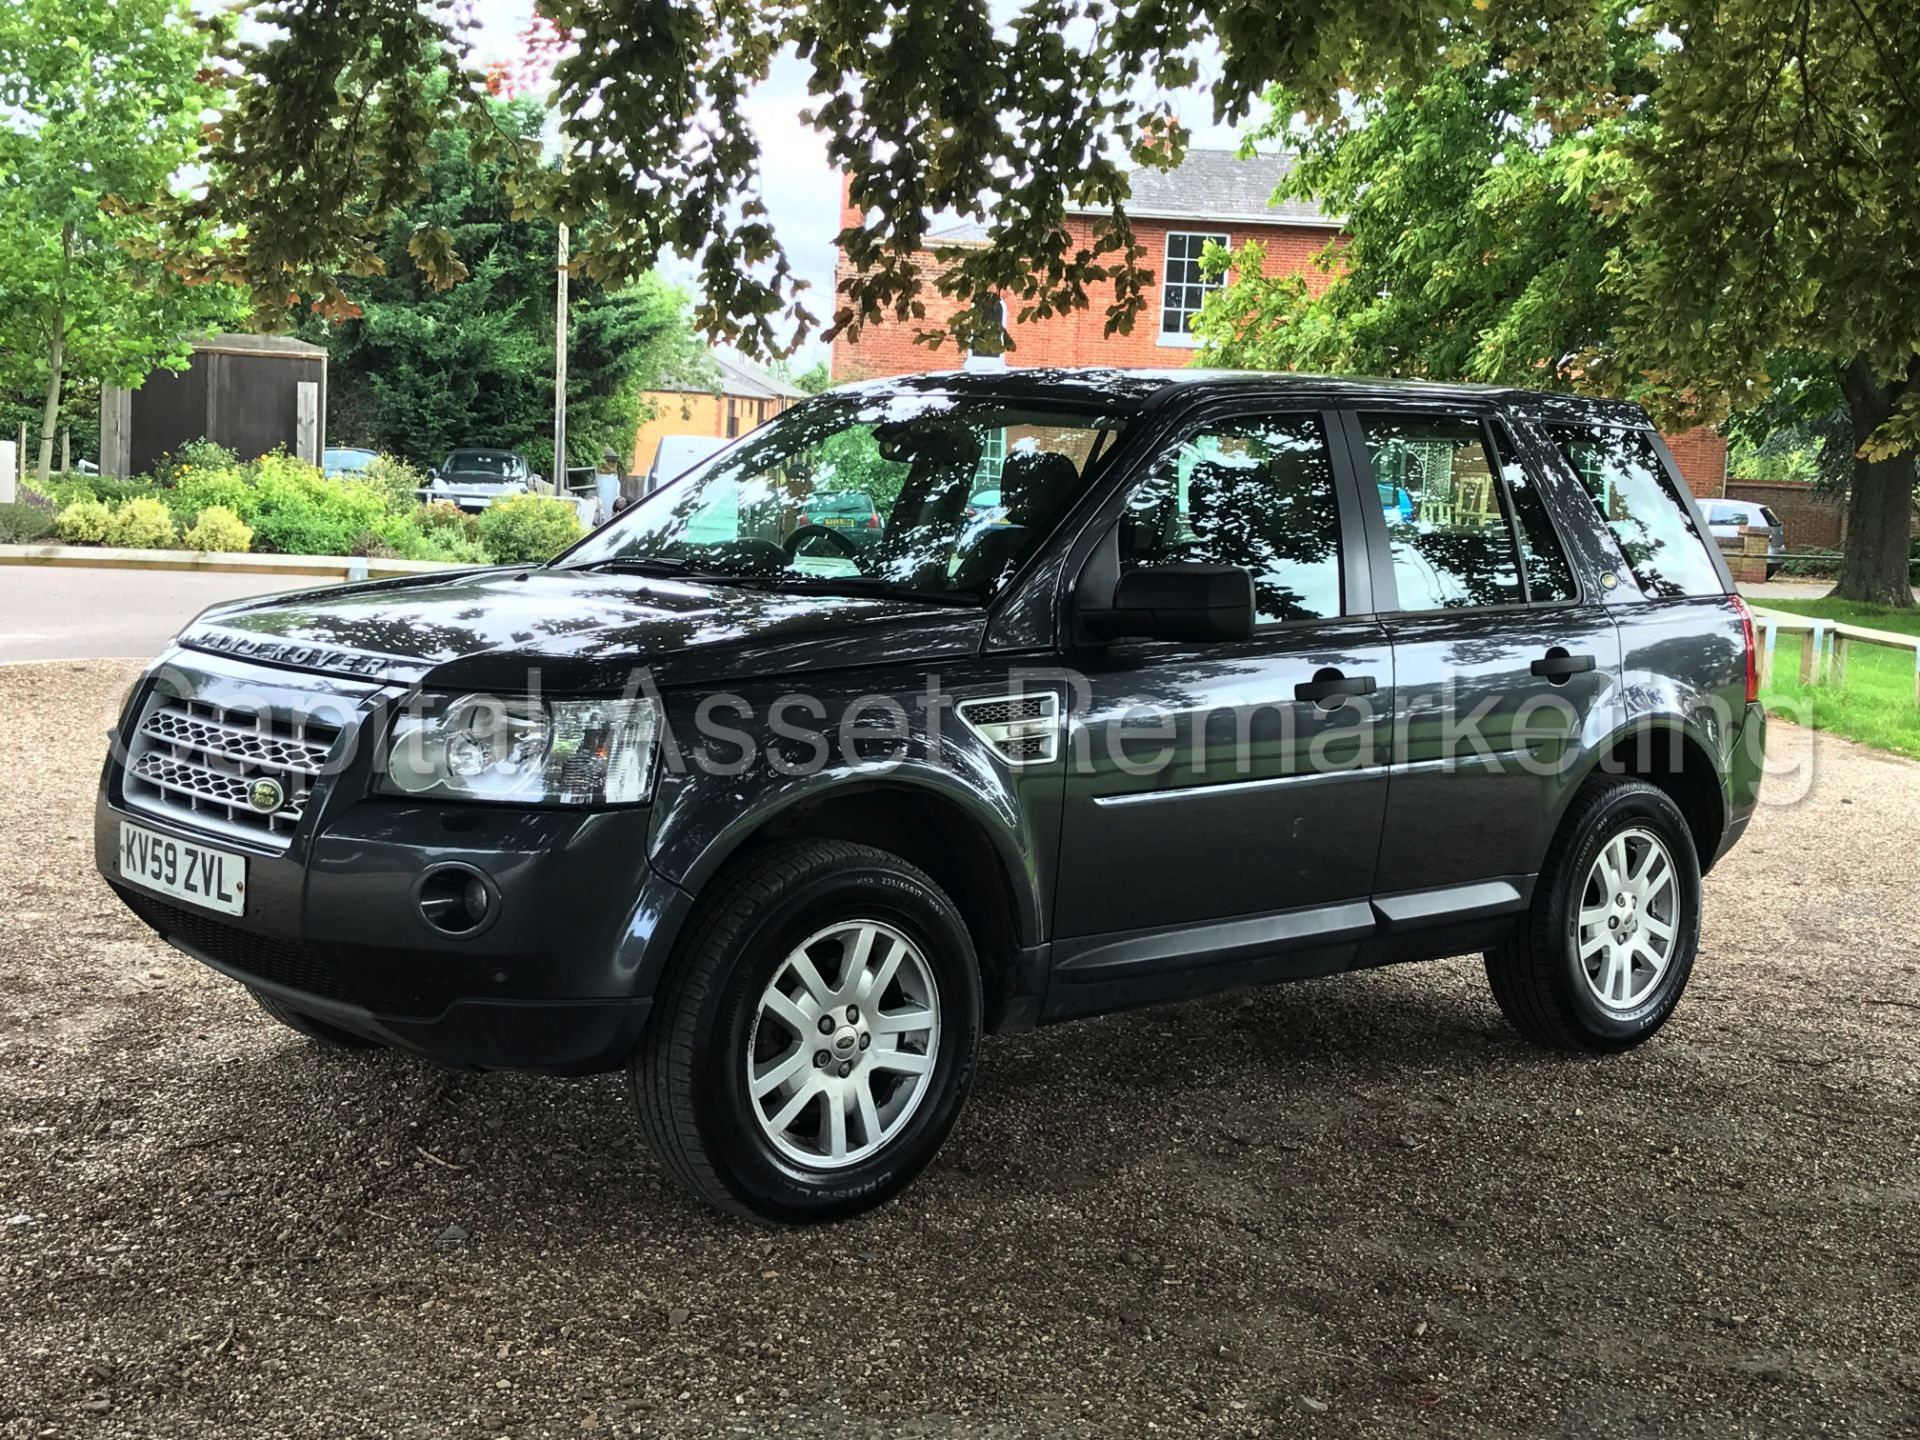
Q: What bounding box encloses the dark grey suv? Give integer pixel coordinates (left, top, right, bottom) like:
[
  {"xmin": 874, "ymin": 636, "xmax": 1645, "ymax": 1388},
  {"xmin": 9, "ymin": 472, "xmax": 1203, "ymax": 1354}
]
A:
[{"xmin": 96, "ymin": 370, "xmax": 1765, "ymax": 1224}]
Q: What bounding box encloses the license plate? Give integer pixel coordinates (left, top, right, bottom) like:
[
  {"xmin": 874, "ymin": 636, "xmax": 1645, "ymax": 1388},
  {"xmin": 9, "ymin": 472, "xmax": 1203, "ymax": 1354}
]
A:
[{"xmin": 118, "ymin": 821, "xmax": 247, "ymax": 917}]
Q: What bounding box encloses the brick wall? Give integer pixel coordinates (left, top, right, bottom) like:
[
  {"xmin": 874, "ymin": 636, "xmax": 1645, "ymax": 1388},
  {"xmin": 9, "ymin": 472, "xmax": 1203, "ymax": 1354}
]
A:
[
  {"xmin": 1662, "ymin": 426, "xmax": 1729, "ymax": 499},
  {"xmin": 1725, "ymin": 478, "xmax": 1846, "ymax": 550},
  {"xmin": 829, "ymin": 178, "xmax": 1341, "ymax": 381}
]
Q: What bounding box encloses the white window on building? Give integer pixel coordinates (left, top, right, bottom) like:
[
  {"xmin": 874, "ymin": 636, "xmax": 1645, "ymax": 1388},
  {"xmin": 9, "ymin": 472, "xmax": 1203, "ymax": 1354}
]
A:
[{"xmin": 1158, "ymin": 231, "xmax": 1230, "ymax": 343}]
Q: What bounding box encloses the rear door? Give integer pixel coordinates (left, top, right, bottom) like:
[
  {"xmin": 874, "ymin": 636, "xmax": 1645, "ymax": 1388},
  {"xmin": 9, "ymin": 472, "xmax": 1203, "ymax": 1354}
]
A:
[{"xmin": 1343, "ymin": 408, "xmax": 1622, "ymax": 905}]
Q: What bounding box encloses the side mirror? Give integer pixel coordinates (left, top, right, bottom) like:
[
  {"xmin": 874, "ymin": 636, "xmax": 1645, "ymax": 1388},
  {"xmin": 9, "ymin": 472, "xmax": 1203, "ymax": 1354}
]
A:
[
  {"xmin": 426, "ymin": 468, "xmax": 440, "ymax": 482},
  {"xmin": 1081, "ymin": 564, "xmax": 1257, "ymax": 644}
]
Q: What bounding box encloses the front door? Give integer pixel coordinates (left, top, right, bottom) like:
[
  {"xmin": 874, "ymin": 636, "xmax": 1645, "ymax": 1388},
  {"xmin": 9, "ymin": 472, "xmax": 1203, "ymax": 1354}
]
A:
[
  {"xmin": 1047, "ymin": 408, "xmax": 1393, "ymax": 1018},
  {"xmin": 1347, "ymin": 410, "xmax": 1623, "ymax": 901}
]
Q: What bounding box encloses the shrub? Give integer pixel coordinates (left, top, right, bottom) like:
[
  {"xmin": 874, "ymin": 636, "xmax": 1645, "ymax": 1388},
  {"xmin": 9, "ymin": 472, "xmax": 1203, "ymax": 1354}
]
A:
[
  {"xmin": 183, "ymin": 505, "xmax": 254, "ymax": 553},
  {"xmin": 0, "ymin": 502, "xmax": 55, "ymax": 544},
  {"xmin": 171, "ymin": 467, "xmax": 252, "ymax": 524},
  {"xmin": 43, "ymin": 475, "xmax": 159, "ymax": 508},
  {"xmin": 244, "ymin": 453, "xmax": 401, "ymax": 555},
  {"xmin": 105, "ymin": 496, "xmax": 179, "ymax": 550},
  {"xmin": 362, "ymin": 454, "xmax": 427, "ymax": 511},
  {"xmin": 477, "ymin": 494, "xmax": 583, "ymax": 565},
  {"xmin": 412, "ymin": 499, "xmax": 481, "ymax": 543},
  {"xmin": 151, "ymin": 439, "xmax": 239, "ymax": 487},
  {"xmin": 55, "ymin": 498, "xmax": 114, "ymax": 544}
]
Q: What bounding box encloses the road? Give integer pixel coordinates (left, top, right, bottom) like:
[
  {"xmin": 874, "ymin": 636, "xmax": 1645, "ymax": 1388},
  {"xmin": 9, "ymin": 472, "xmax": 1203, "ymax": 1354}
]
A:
[
  {"xmin": 0, "ymin": 566, "xmax": 338, "ymax": 664},
  {"xmin": 2, "ymin": 660, "xmax": 1917, "ymax": 1438}
]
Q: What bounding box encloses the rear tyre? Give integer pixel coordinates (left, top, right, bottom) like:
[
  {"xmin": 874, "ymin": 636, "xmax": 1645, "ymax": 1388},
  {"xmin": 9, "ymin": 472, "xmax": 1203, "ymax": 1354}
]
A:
[
  {"xmin": 633, "ymin": 840, "xmax": 982, "ymax": 1225},
  {"xmin": 250, "ymin": 988, "xmax": 384, "ymax": 1051},
  {"xmin": 1485, "ymin": 777, "xmax": 1702, "ymax": 1052}
]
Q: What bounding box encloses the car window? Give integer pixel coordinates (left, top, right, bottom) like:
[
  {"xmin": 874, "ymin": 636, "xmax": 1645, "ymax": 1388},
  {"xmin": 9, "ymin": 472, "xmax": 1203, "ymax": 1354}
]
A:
[
  {"xmin": 1117, "ymin": 413, "xmax": 1342, "ymax": 625},
  {"xmin": 1759, "ymin": 506, "xmax": 1782, "ymax": 527},
  {"xmin": 1361, "ymin": 416, "xmax": 1523, "ymax": 610},
  {"xmin": 563, "ymin": 393, "xmax": 1124, "ymax": 599},
  {"xmin": 1490, "ymin": 423, "xmax": 1577, "ymax": 602},
  {"xmin": 1549, "ymin": 425, "xmax": 1724, "ymax": 598}
]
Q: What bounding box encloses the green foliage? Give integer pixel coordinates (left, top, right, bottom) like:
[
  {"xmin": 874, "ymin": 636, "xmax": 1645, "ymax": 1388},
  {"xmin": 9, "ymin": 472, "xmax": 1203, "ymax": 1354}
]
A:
[
  {"xmin": 105, "ymin": 496, "xmax": 178, "ymax": 550},
  {"xmin": 304, "ymin": 97, "xmax": 703, "ymax": 471},
  {"xmin": 1760, "ymin": 628, "xmax": 1920, "ymax": 762},
  {"xmin": 163, "ymin": 0, "xmax": 1625, "ymax": 356},
  {"xmin": 412, "ymin": 499, "xmax": 481, "ymax": 544},
  {"xmin": 55, "ymin": 498, "xmax": 113, "ymax": 544},
  {"xmin": 0, "ymin": 502, "xmax": 55, "ymax": 544},
  {"xmin": 0, "ymin": 0, "xmax": 244, "ymax": 483},
  {"xmin": 476, "ymin": 494, "xmax": 582, "ymax": 565},
  {"xmin": 182, "ymin": 505, "xmax": 254, "ymax": 553},
  {"xmin": 1194, "ymin": 9, "xmax": 1652, "ymax": 398},
  {"xmin": 813, "ymin": 428, "xmax": 911, "ymax": 511},
  {"xmin": 41, "ymin": 474, "xmax": 159, "ymax": 508},
  {"xmin": 151, "ymin": 440, "xmax": 240, "ymax": 488},
  {"xmin": 362, "ymin": 454, "xmax": 428, "ymax": 510}
]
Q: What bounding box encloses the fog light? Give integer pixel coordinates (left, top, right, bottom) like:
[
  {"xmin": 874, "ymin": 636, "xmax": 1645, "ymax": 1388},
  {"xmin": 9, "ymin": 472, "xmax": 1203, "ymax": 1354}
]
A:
[{"xmin": 416, "ymin": 864, "xmax": 499, "ymax": 938}]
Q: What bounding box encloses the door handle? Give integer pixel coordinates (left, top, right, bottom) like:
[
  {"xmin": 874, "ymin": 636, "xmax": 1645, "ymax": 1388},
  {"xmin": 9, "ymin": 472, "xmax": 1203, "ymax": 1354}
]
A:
[
  {"xmin": 1294, "ymin": 669, "xmax": 1378, "ymax": 707},
  {"xmin": 1530, "ymin": 649, "xmax": 1596, "ymax": 682}
]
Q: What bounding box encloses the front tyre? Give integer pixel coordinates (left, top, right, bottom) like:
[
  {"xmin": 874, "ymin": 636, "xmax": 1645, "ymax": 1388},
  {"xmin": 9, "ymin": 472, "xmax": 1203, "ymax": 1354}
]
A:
[
  {"xmin": 1485, "ymin": 777, "xmax": 1703, "ymax": 1052},
  {"xmin": 633, "ymin": 841, "xmax": 982, "ymax": 1225}
]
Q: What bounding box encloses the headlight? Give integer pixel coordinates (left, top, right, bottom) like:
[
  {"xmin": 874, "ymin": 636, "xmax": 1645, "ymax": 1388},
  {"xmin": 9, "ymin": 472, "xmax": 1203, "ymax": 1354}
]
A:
[{"xmin": 382, "ymin": 693, "xmax": 658, "ymax": 805}]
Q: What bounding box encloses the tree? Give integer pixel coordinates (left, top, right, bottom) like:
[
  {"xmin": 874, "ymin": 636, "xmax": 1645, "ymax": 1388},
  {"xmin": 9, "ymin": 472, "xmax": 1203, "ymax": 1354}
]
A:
[
  {"xmin": 311, "ymin": 96, "xmax": 704, "ymax": 471},
  {"xmin": 1193, "ymin": 12, "xmax": 1654, "ymax": 399},
  {"xmin": 159, "ymin": 1, "xmax": 1618, "ymax": 356},
  {"xmin": 0, "ymin": 0, "xmax": 242, "ymax": 488},
  {"xmin": 1196, "ymin": 1, "xmax": 1919, "ymax": 606},
  {"xmin": 1625, "ymin": 0, "xmax": 1920, "ymax": 606}
]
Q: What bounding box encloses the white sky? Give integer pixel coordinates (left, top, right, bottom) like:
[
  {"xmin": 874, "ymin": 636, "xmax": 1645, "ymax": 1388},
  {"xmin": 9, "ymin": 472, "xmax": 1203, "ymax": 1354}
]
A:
[{"xmin": 464, "ymin": 1, "xmax": 1251, "ymax": 364}]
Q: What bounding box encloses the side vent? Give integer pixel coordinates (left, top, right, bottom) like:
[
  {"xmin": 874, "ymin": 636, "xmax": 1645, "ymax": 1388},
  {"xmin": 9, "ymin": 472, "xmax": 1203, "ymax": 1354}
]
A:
[{"xmin": 957, "ymin": 692, "xmax": 1061, "ymax": 766}]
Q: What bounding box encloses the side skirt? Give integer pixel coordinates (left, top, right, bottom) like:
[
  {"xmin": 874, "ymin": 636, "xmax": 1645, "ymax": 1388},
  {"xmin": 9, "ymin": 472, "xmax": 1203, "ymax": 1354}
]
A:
[{"xmin": 1038, "ymin": 876, "xmax": 1534, "ymax": 1023}]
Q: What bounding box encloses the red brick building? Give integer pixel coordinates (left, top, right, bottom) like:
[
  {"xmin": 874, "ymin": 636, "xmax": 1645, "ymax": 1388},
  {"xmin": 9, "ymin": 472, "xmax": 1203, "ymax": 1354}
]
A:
[{"xmin": 830, "ymin": 147, "xmax": 1727, "ymax": 497}]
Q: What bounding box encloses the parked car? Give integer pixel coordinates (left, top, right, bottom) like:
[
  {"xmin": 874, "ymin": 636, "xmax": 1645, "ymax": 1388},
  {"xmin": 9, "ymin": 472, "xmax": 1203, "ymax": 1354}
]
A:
[
  {"xmin": 322, "ymin": 446, "xmax": 380, "ymax": 478},
  {"xmin": 644, "ymin": 434, "xmax": 731, "ymax": 494},
  {"xmin": 1704, "ymin": 499, "xmax": 1785, "ymax": 576},
  {"xmin": 96, "ymin": 370, "xmax": 1764, "ymax": 1225},
  {"xmin": 796, "ymin": 490, "xmax": 883, "ymax": 547},
  {"xmin": 425, "ymin": 448, "xmax": 540, "ymax": 512}
]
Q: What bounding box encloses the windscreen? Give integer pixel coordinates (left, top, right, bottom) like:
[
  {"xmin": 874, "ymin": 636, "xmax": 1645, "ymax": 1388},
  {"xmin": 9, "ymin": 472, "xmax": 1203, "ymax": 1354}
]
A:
[{"xmin": 561, "ymin": 391, "xmax": 1125, "ymax": 599}]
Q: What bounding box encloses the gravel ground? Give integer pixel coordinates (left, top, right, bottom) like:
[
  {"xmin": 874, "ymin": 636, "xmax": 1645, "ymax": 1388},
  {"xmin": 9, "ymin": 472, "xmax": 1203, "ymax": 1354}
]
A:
[{"xmin": 1, "ymin": 661, "xmax": 1916, "ymax": 1439}]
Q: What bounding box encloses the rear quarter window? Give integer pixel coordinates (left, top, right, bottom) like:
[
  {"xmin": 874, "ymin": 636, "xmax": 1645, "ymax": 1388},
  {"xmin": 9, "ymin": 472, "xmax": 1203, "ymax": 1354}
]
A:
[{"xmin": 1549, "ymin": 425, "xmax": 1725, "ymax": 598}]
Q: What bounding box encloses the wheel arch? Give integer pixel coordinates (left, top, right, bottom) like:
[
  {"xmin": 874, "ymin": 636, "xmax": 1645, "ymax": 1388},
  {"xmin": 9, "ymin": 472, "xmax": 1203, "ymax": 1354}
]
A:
[
  {"xmin": 1560, "ymin": 720, "xmax": 1728, "ymax": 874},
  {"xmin": 652, "ymin": 772, "xmax": 1044, "ymax": 1031}
]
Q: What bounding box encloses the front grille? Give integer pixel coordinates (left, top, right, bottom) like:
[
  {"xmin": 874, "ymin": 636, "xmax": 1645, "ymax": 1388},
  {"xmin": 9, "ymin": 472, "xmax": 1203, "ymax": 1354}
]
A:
[
  {"xmin": 115, "ymin": 888, "xmax": 431, "ymax": 1016},
  {"xmin": 123, "ymin": 692, "xmax": 342, "ymax": 850},
  {"xmin": 117, "ymin": 888, "xmax": 354, "ymax": 1004}
]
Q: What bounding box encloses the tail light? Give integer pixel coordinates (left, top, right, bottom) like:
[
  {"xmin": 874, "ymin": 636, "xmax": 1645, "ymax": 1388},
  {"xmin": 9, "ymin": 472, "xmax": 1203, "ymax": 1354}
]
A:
[
  {"xmin": 866, "ymin": 511, "xmax": 880, "ymax": 529},
  {"xmin": 1731, "ymin": 594, "xmax": 1760, "ymax": 703},
  {"xmin": 798, "ymin": 512, "xmax": 811, "ymax": 528}
]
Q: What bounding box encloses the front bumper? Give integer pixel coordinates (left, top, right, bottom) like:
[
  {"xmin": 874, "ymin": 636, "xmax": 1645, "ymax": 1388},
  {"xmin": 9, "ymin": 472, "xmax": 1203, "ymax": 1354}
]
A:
[
  {"xmin": 99, "ymin": 792, "xmax": 692, "ymax": 1073},
  {"xmin": 96, "ymin": 650, "xmax": 694, "ymax": 1074}
]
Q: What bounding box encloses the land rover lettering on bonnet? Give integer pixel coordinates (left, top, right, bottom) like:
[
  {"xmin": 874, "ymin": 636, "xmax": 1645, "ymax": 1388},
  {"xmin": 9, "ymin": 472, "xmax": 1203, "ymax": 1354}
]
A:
[{"xmin": 97, "ymin": 369, "xmax": 1764, "ymax": 1225}]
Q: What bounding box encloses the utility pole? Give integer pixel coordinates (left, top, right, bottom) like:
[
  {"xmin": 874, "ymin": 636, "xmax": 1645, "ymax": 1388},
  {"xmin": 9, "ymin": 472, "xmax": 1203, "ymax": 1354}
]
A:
[{"xmin": 553, "ymin": 218, "xmax": 569, "ymax": 485}]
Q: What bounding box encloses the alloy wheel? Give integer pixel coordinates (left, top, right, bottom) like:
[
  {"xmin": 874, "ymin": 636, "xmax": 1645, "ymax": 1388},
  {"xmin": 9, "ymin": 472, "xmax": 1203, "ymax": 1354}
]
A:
[
  {"xmin": 745, "ymin": 920, "xmax": 941, "ymax": 1170},
  {"xmin": 1576, "ymin": 826, "xmax": 1680, "ymax": 1013}
]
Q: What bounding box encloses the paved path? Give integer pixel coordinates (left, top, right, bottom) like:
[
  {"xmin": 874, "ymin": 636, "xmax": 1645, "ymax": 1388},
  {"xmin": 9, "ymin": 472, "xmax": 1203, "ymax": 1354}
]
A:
[
  {"xmin": 1739, "ymin": 577, "xmax": 1920, "ymax": 602},
  {"xmin": 0, "ymin": 566, "xmax": 338, "ymax": 664}
]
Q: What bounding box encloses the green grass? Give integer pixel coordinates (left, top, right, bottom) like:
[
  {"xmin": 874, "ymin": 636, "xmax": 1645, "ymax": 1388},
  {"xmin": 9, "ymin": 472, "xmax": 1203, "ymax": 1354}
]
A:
[
  {"xmin": 1755, "ymin": 595, "xmax": 1920, "ymax": 636},
  {"xmin": 1757, "ymin": 627, "xmax": 1920, "ymax": 761}
]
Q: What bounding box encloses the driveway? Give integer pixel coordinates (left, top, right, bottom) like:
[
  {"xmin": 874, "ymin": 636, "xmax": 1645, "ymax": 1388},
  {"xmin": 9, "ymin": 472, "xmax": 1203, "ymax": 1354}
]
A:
[
  {"xmin": 1, "ymin": 662, "xmax": 1916, "ymax": 1438},
  {"xmin": 0, "ymin": 567, "xmax": 338, "ymax": 664}
]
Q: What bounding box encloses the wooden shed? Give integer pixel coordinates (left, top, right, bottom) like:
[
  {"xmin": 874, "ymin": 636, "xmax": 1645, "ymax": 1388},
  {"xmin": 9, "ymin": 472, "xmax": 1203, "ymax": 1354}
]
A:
[{"xmin": 101, "ymin": 334, "xmax": 328, "ymax": 477}]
